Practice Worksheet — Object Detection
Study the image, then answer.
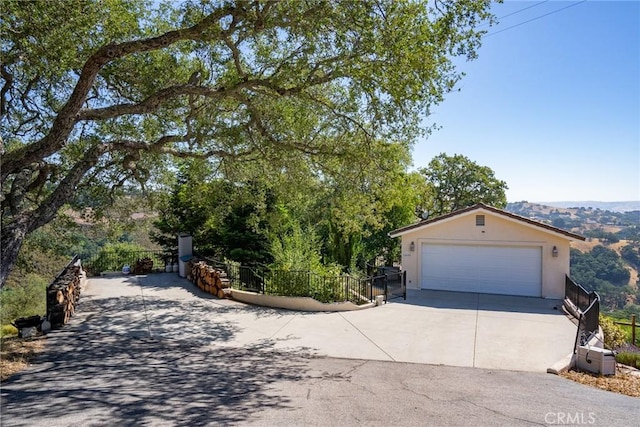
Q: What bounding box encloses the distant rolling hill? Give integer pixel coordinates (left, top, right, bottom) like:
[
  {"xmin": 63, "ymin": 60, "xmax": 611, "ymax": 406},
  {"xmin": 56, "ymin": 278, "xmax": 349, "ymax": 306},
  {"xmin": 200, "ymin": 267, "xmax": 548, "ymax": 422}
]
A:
[{"xmin": 535, "ymin": 201, "xmax": 639, "ymax": 213}]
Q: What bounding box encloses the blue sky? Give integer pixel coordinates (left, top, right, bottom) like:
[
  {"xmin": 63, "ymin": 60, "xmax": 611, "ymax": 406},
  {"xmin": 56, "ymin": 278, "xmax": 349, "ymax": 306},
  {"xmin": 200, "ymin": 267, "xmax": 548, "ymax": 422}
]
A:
[{"xmin": 412, "ymin": 0, "xmax": 640, "ymax": 203}]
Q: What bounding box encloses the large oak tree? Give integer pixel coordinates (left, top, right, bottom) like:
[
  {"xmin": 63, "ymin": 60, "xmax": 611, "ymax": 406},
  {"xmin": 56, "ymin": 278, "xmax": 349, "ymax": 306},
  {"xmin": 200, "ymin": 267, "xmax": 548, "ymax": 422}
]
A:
[
  {"xmin": 418, "ymin": 153, "xmax": 508, "ymax": 218},
  {"xmin": 0, "ymin": 0, "xmax": 493, "ymax": 287}
]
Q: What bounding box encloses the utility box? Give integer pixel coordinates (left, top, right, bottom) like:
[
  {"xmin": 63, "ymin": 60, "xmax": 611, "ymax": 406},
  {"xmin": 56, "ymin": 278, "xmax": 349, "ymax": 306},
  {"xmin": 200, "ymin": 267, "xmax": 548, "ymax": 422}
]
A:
[{"xmin": 576, "ymin": 345, "xmax": 616, "ymax": 376}]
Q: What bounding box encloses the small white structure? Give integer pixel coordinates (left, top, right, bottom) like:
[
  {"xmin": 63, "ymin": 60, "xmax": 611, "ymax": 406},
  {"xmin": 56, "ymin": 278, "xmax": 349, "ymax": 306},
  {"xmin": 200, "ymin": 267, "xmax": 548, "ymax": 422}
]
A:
[
  {"xmin": 389, "ymin": 204, "xmax": 585, "ymax": 299},
  {"xmin": 178, "ymin": 233, "xmax": 193, "ymax": 278},
  {"xmin": 576, "ymin": 345, "xmax": 616, "ymax": 375}
]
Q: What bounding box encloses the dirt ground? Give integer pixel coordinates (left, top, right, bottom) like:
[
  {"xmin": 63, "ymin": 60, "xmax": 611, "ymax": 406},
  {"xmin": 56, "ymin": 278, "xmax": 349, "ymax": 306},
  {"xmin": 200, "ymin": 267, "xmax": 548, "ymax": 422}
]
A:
[
  {"xmin": 561, "ymin": 367, "xmax": 640, "ymax": 398},
  {"xmin": 0, "ymin": 336, "xmax": 46, "ymax": 381}
]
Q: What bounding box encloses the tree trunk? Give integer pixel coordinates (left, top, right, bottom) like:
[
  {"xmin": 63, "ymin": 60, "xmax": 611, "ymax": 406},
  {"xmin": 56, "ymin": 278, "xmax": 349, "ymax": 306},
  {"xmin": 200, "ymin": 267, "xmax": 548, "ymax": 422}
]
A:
[
  {"xmin": 1, "ymin": 218, "xmax": 28, "ymax": 288},
  {"xmin": 1, "ymin": 145, "xmax": 104, "ymax": 288}
]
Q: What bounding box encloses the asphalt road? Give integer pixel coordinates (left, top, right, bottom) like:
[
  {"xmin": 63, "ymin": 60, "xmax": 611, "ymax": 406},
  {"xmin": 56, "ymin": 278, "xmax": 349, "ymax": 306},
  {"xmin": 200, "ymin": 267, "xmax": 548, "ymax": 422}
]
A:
[
  {"xmin": 1, "ymin": 334, "xmax": 637, "ymax": 426},
  {"xmin": 1, "ymin": 275, "xmax": 637, "ymax": 426}
]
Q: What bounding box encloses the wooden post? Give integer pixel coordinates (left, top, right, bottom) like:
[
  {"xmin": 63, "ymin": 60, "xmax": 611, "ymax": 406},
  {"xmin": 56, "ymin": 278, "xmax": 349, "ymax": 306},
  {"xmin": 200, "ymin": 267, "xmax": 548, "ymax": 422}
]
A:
[{"xmin": 632, "ymin": 314, "xmax": 637, "ymax": 346}]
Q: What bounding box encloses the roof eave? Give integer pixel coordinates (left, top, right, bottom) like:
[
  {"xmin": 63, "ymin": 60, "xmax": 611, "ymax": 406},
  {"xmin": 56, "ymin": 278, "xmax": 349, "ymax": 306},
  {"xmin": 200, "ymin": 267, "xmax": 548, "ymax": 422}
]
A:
[{"xmin": 388, "ymin": 204, "xmax": 586, "ymax": 241}]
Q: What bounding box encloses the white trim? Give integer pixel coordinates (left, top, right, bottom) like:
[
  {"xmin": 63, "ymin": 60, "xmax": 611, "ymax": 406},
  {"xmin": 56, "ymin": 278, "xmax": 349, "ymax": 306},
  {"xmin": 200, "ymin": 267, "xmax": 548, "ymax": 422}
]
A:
[{"xmin": 390, "ymin": 207, "xmax": 578, "ymax": 241}]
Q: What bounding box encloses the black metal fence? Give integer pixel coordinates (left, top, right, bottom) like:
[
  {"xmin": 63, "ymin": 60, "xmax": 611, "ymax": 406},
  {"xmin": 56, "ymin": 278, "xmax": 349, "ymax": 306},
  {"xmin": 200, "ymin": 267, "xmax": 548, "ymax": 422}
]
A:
[
  {"xmin": 198, "ymin": 255, "xmax": 406, "ymax": 305},
  {"xmin": 83, "ymin": 250, "xmax": 176, "ymax": 275},
  {"xmin": 565, "ymin": 275, "xmax": 598, "ymax": 313},
  {"xmin": 565, "ymin": 275, "xmax": 600, "ymax": 347},
  {"xmin": 382, "ymin": 269, "xmax": 406, "ymax": 302},
  {"xmin": 81, "ymin": 248, "xmax": 407, "ymax": 305}
]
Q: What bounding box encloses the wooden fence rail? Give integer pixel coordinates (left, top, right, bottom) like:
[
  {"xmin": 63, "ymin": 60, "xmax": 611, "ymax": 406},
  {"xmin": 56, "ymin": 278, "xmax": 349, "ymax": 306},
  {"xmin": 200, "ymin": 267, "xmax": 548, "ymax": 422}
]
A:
[{"xmin": 614, "ymin": 315, "xmax": 637, "ymax": 346}]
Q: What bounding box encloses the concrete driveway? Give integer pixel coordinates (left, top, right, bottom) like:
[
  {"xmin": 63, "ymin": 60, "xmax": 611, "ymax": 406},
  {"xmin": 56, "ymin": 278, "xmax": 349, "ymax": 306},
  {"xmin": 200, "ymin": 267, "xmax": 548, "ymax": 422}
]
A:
[
  {"xmin": 4, "ymin": 274, "xmax": 638, "ymax": 427},
  {"xmin": 72, "ymin": 274, "xmax": 575, "ymax": 372}
]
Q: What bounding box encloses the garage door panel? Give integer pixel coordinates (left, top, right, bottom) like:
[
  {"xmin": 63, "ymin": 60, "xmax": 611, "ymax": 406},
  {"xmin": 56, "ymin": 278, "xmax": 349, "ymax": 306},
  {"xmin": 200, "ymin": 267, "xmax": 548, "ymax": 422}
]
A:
[{"xmin": 421, "ymin": 244, "xmax": 541, "ymax": 297}]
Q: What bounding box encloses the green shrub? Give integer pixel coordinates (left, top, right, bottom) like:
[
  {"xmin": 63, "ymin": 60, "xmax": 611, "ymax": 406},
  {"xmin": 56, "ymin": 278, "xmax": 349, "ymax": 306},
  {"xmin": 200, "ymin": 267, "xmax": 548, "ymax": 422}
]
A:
[
  {"xmin": 613, "ymin": 323, "xmax": 640, "ymax": 346},
  {"xmin": 0, "ymin": 273, "xmax": 48, "ymax": 325},
  {"xmin": 311, "ymin": 276, "xmax": 339, "ymax": 303},
  {"xmin": 270, "ymin": 224, "xmax": 325, "ymax": 272},
  {"xmin": 84, "ymin": 241, "xmax": 146, "ymax": 274},
  {"xmin": 263, "ymin": 270, "xmax": 355, "ymax": 303},
  {"xmin": 267, "ymin": 223, "xmax": 348, "ymax": 303},
  {"xmin": 264, "ymin": 270, "xmax": 310, "ymax": 298},
  {"xmin": 1, "ymin": 324, "xmax": 18, "ymax": 337},
  {"xmin": 7, "ymin": 240, "xmax": 68, "ymax": 289},
  {"xmin": 599, "ymin": 315, "xmax": 627, "ymax": 349},
  {"xmin": 615, "ymin": 351, "xmax": 640, "ymax": 369}
]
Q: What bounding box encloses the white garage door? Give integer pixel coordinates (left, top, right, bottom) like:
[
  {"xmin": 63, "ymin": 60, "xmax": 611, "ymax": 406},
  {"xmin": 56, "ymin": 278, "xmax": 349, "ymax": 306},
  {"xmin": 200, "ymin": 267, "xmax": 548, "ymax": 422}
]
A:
[{"xmin": 421, "ymin": 244, "xmax": 542, "ymax": 297}]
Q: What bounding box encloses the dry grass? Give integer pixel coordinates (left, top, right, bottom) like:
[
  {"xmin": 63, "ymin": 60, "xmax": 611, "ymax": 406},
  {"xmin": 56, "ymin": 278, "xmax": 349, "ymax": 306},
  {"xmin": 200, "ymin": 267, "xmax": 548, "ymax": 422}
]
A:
[
  {"xmin": 561, "ymin": 367, "xmax": 640, "ymax": 398},
  {"xmin": 569, "ymin": 239, "xmax": 638, "ymax": 288},
  {"xmin": 0, "ymin": 336, "xmax": 47, "ymax": 381},
  {"xmin": 570, "ymin": 239, "xmax": 600, "ymax": 253},
  {"xmin": 628, "ymin": 267, "xmax": 639, "ymax": 290},
  {"xmin": 570, "ymin": 239, "xmax": 635, "ymax": 255}
]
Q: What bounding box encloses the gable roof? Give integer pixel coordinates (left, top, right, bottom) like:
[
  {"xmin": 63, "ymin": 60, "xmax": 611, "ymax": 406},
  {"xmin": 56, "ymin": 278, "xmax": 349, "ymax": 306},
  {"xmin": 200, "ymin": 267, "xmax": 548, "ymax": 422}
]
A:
[{"xmin": 388, "ymin": 203, "xmax": 586, "ymax": 241}]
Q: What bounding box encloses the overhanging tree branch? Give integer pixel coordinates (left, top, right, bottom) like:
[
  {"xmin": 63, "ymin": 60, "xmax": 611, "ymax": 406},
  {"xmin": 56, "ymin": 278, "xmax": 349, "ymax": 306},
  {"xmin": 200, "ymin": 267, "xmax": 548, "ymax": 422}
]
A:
[
  {"xmin": 1, "ymin": 0, "xmax": 494, "ymax": 288},
  {"xmin": 1, "ymin": 3, "xmax": 238, "ymax": 181}
]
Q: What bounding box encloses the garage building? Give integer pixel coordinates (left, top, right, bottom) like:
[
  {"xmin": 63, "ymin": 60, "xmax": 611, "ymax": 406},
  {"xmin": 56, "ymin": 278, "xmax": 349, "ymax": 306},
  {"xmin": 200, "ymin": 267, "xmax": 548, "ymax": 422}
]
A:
[{"xmin": 389, "ymin": 204, "xmax": 585, "ymax": 299}]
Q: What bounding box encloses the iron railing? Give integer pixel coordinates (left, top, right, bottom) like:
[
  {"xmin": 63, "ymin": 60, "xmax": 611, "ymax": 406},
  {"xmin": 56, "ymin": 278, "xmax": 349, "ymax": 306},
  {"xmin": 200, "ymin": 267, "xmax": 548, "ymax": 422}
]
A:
[
  {"xmin": 384, "ymin": 270, "xmax": 407, "ymax": 302},
  {"xmin": 582, "ymin": 297, "xmax": 600, "ymax": 338},
  {"xmin": 565, "ymin": 275, "xmax": 598, "ymax": 313},
  {"xmin": 566, "ymin": 275, "xmax": 600, "ymax": 349},
  {"xmin": 83, "ymin": 250, "xmax": 176, "ymax": 275},
  {"xmin": 266, "ymin": 270, "xmax": 370, "ymax": 304},
  {"xmin": 196, "ymin": 255, "xmax": 405, "ymax": 305}
]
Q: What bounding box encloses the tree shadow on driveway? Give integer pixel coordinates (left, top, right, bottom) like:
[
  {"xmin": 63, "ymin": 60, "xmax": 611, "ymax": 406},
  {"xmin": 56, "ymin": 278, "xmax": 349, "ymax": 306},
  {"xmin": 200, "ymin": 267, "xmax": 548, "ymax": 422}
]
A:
[
  {"xmin": 1, "ymin": 275, "xmax": 320, "ymax": 426},
  {"xmin": 396, "ymin": 289, "xmax": 567, "ymax": 316},
  {"xmin": 1, "ymin": 332, "xmax": 317, "ymax": 426}
]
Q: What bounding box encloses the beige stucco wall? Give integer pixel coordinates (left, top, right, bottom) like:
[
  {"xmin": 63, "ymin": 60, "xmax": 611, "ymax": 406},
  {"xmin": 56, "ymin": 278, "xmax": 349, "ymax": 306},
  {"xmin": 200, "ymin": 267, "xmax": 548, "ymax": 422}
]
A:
[
  {"xmin": 397, "ymin": 209, "xmax": 573, "ymax": 299},
  {"xmin": 229, "ymin": 289, "xmax": 375, "ymax": 311}
]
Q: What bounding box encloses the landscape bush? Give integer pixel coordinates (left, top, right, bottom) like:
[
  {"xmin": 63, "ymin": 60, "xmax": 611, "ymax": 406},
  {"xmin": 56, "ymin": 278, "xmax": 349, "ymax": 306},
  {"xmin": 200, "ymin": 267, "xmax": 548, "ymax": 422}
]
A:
[
  {"xmin": 263, "ymin": 270, "xmax": 345, "ymax": 303},
  {"xmin": 0, "ymin": 325, "xmax": 18, "ymax": 338},
  {"xmin": 270, "ymin": 223, "xmax": 327, "ymax": 272},
  {"xmin": 599, "ymin": 315, "xmax": 627, "ymax": 350},
  {"xmin": 265, "ymin": 223, "xmax": 349, "ymax": 302},
  {"xmin": 615, "ymin": 350, "xmax": 640, "ymax": 369},
  {"xmin": 84, "ymin": 241, "xmax": 147, "ymax": 274},
  {"xmin": 0, "ymin": 273, "xmax": 48, "ymax": 325}
]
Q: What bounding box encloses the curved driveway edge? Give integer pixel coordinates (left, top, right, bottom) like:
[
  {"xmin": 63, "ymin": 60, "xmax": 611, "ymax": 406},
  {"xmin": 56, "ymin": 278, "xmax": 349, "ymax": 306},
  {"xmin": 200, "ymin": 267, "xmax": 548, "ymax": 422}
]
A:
[
  {"xmin": 52, "ymin": 274, "xmax": 577, "ymax": 372},
  {"xmin": 229, "ymin": 288, "xmax": 375, "ymax": 311},
  {"xmin": 2, "ymin": 274, "xmax": 637, "ymax": 426}
]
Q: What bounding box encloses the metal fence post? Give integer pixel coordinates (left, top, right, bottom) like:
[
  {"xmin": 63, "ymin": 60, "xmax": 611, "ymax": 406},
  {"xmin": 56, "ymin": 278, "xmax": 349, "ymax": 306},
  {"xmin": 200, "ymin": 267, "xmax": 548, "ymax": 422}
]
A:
[
  {"xmin": 574, "ymin": 313, "xmax": 583, "ymax": 353},
  {"xmin": 384, "ymin": 274, "xmax": 388, "ymax": 303},
  {"xmin": 403, "ymin": 270, "xmax": 407, "ymax": 300}
]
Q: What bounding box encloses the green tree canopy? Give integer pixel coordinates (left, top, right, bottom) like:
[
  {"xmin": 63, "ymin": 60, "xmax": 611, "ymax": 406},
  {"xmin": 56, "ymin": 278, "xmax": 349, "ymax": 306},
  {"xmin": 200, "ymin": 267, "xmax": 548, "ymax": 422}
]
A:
[
  {"xmin": 153, "ymin": 139, "xmax": 419, "ymax": 270},
  {"xmin": 418, "ymin": 153, "xmax": 508, "ymax": 218},
  {"xmin": 1, "ymin": 0, "xmax": 494, "ymax": 286},
  {"xmin": 621, "ymin": 244, "xmax": 640, "ymax": 269},
  {"xmin": 571, "ymin": 246, "xmax": 631, "ymax": 288}
]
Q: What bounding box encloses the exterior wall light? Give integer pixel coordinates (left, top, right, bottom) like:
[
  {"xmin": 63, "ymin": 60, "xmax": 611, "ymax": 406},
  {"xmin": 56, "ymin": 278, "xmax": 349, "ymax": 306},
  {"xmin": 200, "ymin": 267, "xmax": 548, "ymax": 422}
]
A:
[
  {"xmin": 409, "ymin": 241, "xmax": 415, "ymax": 252},
  {"xmin": 552, "ymin": 246, "xmax": 558, "ymax": 258}
]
